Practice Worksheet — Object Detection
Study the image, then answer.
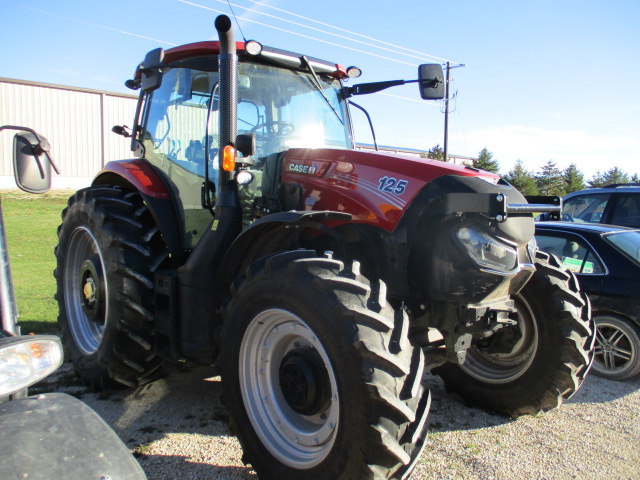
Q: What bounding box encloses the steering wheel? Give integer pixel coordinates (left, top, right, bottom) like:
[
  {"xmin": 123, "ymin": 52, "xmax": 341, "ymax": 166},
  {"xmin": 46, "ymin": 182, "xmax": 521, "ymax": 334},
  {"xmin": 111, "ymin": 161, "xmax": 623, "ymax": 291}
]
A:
[
  {"xmin": 249, "ymin": 121, "xmax": 295, "ymax": 137},
  {"xmin": 538, "ymin": 212, "xmax": 574, "ymax": 222}
]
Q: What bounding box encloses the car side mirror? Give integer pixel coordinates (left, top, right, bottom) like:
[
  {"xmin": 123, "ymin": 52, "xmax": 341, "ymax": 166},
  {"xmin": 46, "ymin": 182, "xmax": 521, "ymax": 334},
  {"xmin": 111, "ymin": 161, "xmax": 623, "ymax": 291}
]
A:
[
  {"xmin": 141, "ymin": 48, "xmax": 165, "ymax": 93},
  {"xmin": 418, "ymin": 64, "xmax": 445, "ymax": 100},
  {"xmin": 12, "ymin": 131, "xmax": 54, "ymax": 194}
]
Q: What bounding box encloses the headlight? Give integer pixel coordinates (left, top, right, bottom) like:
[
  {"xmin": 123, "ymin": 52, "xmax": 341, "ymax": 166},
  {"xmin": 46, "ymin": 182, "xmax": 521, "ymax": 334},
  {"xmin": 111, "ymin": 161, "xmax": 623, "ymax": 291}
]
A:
[
  {"xmin": 0, "ymin": 335, "xmax": 63, "ymax": 397},
  {"xmin": 455, "ymin": 225, "xmax": 518, "ymax": 272}
]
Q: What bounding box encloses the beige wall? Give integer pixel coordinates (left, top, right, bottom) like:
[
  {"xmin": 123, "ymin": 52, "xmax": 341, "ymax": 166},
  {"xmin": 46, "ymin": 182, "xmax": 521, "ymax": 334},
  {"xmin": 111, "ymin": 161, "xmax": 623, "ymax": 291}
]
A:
[{"xmin": 0, "ymin": 78, "xmax": 137, "ymax": 189}]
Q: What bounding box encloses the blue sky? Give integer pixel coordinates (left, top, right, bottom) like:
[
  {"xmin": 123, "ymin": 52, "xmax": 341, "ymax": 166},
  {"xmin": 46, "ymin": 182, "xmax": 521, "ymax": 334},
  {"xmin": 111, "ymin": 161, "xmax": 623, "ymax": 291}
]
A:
[{"xmin": 1, "ymin": 0, "xmax": 638, "ymax": 179}]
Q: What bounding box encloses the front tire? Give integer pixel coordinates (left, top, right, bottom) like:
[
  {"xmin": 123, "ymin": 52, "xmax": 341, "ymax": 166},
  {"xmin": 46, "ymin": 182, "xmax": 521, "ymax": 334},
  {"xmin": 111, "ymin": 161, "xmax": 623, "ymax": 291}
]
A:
[
  {"xmin": 221, "ymin": 250, "xmax": 430, "ymax": 480},
  {"xmin": 54, "ymin": 186, "xmax": 168, "ymax": 389},
  {"xmin": 436, "ymin": 251, "xmax": 595, "ymax": 417}
]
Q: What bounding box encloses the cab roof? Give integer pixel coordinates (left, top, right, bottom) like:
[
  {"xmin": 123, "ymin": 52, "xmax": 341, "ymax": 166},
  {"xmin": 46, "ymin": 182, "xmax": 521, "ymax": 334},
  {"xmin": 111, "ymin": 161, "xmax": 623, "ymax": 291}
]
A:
[{"xmin": 162, "ymin": 41, "xmax": 347, "ymax": 78}]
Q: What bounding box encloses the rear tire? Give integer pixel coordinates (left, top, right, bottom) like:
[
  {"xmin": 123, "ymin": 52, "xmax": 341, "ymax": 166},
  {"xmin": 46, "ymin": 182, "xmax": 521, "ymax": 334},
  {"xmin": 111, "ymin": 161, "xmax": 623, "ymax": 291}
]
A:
[
  {"xmin": 435, "ymin": 251, "xmax": 595, "ymax": 417},
  {"xmin": 54, "ymin": 186, "xmax": 168, "ymax": 389},
  {"xmin": 221, "ymin": 250, "xmax": 430, "ymax": 479},
  {"xmin": 591, "ymin": 315, "xmax": 640, "ymax": 380}
]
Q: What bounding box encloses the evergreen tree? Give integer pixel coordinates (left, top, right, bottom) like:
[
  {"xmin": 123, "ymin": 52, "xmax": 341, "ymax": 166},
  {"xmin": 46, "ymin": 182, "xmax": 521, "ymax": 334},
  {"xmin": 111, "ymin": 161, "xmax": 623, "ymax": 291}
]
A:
[
  {"xmin": 563, "ymin": 164, "xmax": 585, "ymax": 193},
  {"xmin": 472, "ymin": 148, "xmax": 500, "ymax": 173},
  {"xmin": 587, "ymin": 171, "xmax": 605, "ymax": 188},
  {"xmin": 422, "ymin": 144, "xmax": 445, "ymax": 160},
  {"xmin": 601, "ymin": 167, "xmax": 630, "ymax": 186},
  {"xmin": 503, "ymin": 160, "xmax": 539, "ymax": 195},
  {"xmin": 589, "ymin": 167, "xmax": 630, "ymax": 187},
  {"xmin": 536, "ymin": 160, "xmax": 565, "ymax": 196},
  {"xmin": 631, "ymin": 173, "xmax": 640, "ymax": 183}
]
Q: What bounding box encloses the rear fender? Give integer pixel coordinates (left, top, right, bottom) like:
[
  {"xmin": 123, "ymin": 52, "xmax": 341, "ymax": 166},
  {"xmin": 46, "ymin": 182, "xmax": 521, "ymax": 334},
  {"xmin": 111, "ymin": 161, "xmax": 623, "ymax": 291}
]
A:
[{"xmin": 93, "ymin": 160, "xmax": 187, "ymax": 263}]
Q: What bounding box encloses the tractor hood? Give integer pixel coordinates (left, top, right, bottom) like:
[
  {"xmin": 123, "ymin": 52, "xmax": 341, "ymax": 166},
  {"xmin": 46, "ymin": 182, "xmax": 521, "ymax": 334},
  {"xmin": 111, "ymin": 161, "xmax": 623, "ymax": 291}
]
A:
[
  {"xmin": 278, "ymin": 147, "xmax": 503, "ymax": 231},
  {"xmin": 283, "ymin": 148, "xmax": 497, "ymax": 183}
]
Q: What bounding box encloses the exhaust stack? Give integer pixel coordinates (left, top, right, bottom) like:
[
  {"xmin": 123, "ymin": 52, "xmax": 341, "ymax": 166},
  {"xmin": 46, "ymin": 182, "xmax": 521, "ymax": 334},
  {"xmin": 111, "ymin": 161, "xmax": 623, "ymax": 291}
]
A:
[
  {"xmin": 215, "ymin": 15, "xmax": 237, "ymax": 193},
  {"xmin": 176, "ymin": 16, "xmax": 243, "ymax": 359}
]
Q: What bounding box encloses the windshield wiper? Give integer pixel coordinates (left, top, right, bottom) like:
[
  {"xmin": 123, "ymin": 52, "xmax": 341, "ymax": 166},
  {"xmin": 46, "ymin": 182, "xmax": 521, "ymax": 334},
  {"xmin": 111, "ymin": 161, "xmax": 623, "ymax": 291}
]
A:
[{"xmin": 300, "ymin": 56, "xmax": 344, "ymax": 125}]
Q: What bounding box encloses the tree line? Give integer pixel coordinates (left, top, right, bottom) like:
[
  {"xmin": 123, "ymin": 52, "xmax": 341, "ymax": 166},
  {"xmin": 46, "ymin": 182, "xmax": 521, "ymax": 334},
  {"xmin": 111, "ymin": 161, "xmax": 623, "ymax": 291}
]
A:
[{"xmin": 422, "ymin": 145, "xmax": 639, "ymax": 196}]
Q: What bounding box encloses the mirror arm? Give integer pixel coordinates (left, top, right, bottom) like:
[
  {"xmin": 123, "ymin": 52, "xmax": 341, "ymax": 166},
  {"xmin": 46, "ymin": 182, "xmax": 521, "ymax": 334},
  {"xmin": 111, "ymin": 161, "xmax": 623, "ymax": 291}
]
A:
[
  {"xmin": 112, "ymin": 125, "xmax": 132, "ymax": 138},
  {"xmin": 0, "ymin": 126, "xmax": 59, "ymax": 174},
  {"xmin": 345, "ymin": 79, "xmax": 408, "ymax": 97}
]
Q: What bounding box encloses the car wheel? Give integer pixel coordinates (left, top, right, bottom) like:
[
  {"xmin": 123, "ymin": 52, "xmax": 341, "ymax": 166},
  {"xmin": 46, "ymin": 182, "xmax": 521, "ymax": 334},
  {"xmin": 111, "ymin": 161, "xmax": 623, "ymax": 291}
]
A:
[{"xmin": 592, "ymin": 315, "xmax": 640, "ymax": 380}]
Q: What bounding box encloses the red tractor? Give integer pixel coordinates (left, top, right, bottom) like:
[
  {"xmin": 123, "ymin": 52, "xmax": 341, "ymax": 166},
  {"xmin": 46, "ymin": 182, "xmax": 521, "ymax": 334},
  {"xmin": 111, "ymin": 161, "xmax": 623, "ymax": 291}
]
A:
[{"xmin": 55, "ymin": 15, "xmax": 594, "ymax": 480}]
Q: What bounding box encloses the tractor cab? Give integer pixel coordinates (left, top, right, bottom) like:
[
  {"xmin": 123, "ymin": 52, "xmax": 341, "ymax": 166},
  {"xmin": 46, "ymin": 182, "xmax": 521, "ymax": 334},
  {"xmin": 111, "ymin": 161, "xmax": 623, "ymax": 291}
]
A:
[
  {"xmin": 127, "ymin": 42, "xmax": 354, "ymax": 247},
  {"xmin": 119, "ymin": 39, "xmax": 444, "ymax": 248}
]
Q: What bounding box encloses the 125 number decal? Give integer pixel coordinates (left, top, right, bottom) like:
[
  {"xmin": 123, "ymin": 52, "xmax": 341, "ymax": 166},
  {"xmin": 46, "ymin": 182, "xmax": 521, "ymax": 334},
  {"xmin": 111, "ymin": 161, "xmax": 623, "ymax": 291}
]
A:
[{"xmin": 378, "ymin": 176, "xmax": 408, "ymax": 195}]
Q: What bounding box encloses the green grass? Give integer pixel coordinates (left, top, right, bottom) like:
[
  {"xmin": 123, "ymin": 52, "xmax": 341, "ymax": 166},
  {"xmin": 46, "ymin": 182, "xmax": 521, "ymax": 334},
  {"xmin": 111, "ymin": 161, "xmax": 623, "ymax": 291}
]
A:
[{"xmin": 2, "ymin": 191, "xmax": 70, "ymax": 335}]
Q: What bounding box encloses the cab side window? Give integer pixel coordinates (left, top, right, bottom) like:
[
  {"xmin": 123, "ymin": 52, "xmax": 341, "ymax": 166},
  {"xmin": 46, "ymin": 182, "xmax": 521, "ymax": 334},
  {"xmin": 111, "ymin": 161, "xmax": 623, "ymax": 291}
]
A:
[{"xmin": 140, "ymin": 65, "xmax": 220, "ymax": 249}]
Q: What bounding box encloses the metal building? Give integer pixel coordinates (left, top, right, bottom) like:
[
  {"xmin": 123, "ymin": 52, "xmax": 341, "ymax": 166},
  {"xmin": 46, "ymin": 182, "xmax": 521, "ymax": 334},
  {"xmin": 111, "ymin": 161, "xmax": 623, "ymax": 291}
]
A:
[
  {"xmin": 0, "ymin": 78, "xmax": 137, "ymax": 190},
  {"xmin": 1, "ymin": 77, "xmax": 472, "ymax": 190}
]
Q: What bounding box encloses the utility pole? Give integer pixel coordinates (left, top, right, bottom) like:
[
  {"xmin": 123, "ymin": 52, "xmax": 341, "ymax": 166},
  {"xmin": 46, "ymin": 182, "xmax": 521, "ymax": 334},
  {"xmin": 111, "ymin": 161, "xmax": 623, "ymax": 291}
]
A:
[
  {"xmin": 443, "ymin": 62, "xmax": 465, "ymax": 162},
  {"xmin": 443, "ymin": 62, "xmax": 450, "ymax": 162}
]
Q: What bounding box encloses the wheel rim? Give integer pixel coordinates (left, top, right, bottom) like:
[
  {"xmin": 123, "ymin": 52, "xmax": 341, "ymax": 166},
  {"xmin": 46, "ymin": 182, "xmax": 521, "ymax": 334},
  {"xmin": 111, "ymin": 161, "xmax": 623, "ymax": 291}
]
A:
[
  {"xmin": 63, "ymin": 226, "xmax": 109, "ymax": 355},
  {"xmin": 239, "ymin": 309, "xmax": 339, "ymax": 469},
  {"xmin": 593, "ymin": 320, "xmax": 637, "ymax": 376},
  {"xmin": 460, "ymin": 294, "xmax": 538, "ymax": 384}
]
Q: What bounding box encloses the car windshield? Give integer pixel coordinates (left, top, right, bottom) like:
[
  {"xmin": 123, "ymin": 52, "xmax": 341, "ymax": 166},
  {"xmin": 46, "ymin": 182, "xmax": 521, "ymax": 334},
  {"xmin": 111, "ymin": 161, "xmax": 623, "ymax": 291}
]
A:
[
  {"xmin": 603, "ymin": 230, "xmax": 640, "ymax": 266},
  {"xmin": 563, "ymin": 193, "xmax": 609, "ymax": 224}
]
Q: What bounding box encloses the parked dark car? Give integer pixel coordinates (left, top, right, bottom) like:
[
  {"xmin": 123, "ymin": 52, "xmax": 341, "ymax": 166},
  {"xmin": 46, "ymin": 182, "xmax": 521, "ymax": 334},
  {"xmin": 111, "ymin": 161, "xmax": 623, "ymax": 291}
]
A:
[
  {"xmin": 535, "ymin": 222, "xmax": 640, "ymax": 380},
  {"xmin": 537, "ymin": 184, "xmax": 640, "ymax": 228}
]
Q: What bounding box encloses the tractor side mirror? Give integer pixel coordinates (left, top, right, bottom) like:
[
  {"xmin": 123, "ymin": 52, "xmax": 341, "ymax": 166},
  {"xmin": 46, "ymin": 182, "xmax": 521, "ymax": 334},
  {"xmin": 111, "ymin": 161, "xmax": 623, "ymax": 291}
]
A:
[
  {"xmin": 12, "ymin": 132, "xmax": 54, "ymax": 194},
  {"xmin": 141, "ymin": 48, "xmax": 165, "ymax": 93},
  {"xmin": 235, "ymin": 133, "xmax": 256, "ymax": 157},
  {"xmin": 418, "ymin": 64, "xmax": 445, "ymax": 100}
]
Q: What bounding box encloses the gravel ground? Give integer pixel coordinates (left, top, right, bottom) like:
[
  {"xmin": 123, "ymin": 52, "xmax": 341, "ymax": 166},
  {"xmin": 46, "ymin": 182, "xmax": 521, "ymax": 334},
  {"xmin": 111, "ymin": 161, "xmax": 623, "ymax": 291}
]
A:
[{"xmin": 36, "ymin": 363, "xmax": 640, "ymax": 480}]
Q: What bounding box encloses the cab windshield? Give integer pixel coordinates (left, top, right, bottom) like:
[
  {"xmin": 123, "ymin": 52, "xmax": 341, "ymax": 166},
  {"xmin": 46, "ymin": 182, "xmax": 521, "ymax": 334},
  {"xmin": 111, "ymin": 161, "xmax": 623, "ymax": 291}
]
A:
[
  {"xmin": 237, "ymin": 62, "xmax": 352, "ymax": 155},
  {"xmin": 140, "ymin": 57, "xmax": 351, "ymax": 247}
]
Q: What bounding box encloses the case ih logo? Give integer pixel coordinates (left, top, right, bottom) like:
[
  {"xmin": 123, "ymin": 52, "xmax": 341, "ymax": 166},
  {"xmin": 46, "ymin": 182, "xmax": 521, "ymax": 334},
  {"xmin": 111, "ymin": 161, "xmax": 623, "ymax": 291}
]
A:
[{"xmin": 288, "ymin": 162, "xmax": 319, "ymax": 175}]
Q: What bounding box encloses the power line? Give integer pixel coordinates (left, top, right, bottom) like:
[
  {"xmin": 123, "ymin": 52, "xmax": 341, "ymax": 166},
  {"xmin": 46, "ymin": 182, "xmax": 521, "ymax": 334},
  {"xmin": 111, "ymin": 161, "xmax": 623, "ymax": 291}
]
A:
[
  {"xmin": 19, "ymin": 6, "xmax": 178, "ymax": 46},
  {"xmin": 18, "ymin": 3, "xmax": 452, "ymax": 106},
  {"xmin": 246, "ymin": 0, "xmax": 459, "ymax": 65},
  {"xmin": 226, "ymin": 0, "xmax": 247, "ymax": 41},
  {"xmin": 213, "ymin": 0, "xmax": 453, "ymax": 64},
  {"xmin": 179, "ymin": 0, "xmax": 419, "ymax": 67},
  {"xmin": 380, "ymin": 92, "xmax": 442, "ymax": 106},
  {"xmin": 22, "ymin": 2, "xmax": 456, "ymax": 71},
  {"xmin": 180, "ymin": 1, "xmax": 456, "ymax": 105}
]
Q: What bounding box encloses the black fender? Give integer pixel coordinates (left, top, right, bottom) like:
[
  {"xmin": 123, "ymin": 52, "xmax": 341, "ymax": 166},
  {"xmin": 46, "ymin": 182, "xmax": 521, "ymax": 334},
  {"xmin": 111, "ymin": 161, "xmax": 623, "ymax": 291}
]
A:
[
  {"xmin": 174, "ymin": 210, "xmax": 350, "ymax": 363},
  {"xmin": 212, "ymin": 210, "xmax": 351, "ymax": 306}
]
